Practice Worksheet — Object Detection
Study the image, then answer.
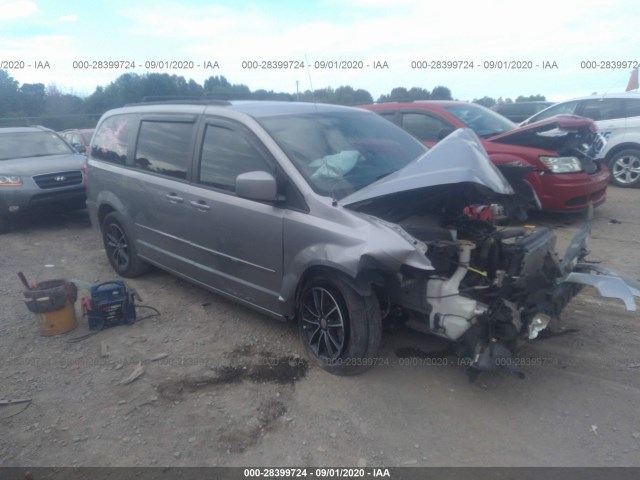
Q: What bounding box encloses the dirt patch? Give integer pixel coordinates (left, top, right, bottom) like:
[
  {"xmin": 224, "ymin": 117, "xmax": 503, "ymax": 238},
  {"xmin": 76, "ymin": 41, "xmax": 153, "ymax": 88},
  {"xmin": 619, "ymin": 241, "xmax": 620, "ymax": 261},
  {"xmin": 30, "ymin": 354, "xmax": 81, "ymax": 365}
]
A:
[
  {"xmin": 248, "ymin": 357, "xmax": 308, "ymax": 384},
  {"xmin": 219, "ymin": 398, "xmax": 288, "ymax": 454},
  {"xmin": 156, "ymin": 366, "xmax": 245, "ymax": 401},
  {"xmin": 154, "ymin": 349, "xmax": 308, "ymax": 454},
  {"xmin": 157, "ymin": 353, "xmax": 308, "ymax": 401}
]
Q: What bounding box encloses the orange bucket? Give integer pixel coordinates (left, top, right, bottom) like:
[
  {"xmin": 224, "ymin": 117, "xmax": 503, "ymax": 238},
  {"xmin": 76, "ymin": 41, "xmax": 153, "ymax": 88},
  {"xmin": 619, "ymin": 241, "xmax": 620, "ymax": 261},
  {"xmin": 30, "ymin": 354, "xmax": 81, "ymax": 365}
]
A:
[
  {"xmin": 36, "ymin": 302, "xmax": 77, "ymax": 336},
  {"xmin": 23, "ymin": 279, "xmax": 78, "ymax": 336}
]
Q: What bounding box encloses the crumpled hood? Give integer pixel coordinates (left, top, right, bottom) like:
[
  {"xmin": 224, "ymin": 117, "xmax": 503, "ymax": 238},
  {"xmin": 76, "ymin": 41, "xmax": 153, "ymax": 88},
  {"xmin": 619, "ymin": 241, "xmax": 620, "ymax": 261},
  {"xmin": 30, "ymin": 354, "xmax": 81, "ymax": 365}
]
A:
[
  {"xmin": 341, "ymin": 128, "xmax": 514, "ymax": 207},
  {"xmin": 488, "ymin": 114, "xmax": 598, "ymax": 151}
]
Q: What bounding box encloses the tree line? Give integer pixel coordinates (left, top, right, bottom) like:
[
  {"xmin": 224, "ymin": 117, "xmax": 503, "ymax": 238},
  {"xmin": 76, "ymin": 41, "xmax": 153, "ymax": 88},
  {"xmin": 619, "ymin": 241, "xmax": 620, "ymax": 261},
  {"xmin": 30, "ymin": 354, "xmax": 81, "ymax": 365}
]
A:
[{"xmin": 0, "ymin": 69, "xmax": 544, "ymax": 130}]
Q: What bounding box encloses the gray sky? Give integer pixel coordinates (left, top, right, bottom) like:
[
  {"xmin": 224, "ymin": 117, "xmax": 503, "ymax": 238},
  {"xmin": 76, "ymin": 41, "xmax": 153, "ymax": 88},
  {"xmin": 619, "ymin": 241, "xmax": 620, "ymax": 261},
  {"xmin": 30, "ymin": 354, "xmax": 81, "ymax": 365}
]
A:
[{"xmin": 1, "ymin": 0, "xmax": 639, "ymax": 101}]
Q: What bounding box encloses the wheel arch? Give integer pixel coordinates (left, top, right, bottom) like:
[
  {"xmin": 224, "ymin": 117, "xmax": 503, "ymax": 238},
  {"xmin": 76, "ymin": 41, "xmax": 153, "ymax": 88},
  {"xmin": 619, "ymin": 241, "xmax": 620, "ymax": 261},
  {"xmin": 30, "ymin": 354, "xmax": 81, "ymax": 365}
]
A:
[
  {"xmin": 288, "ymin": 262, "xmax": 386, "ymax": 320},
  {"xmin": 604, "ymin": 142, "xmax": 640, "ymax": 164},
  {"xmin": 97, "ymin": 203, "xmax": 116, "ymax": 230},
  {"xmin": 95, "ymin": 191, "xmax": 129, "ymax": 231}
]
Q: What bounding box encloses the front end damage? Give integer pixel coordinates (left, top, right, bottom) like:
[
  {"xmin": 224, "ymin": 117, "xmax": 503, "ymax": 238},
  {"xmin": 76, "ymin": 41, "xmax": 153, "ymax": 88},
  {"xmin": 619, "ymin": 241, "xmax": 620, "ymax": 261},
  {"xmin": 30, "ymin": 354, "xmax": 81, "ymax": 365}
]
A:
[
  {"xmin": 401, "ymin": 209, "xmax": 638, "ymax": 380},
  {"xmin": 341, "ymin": 129, "xmax": 639, "ymax": 379}
]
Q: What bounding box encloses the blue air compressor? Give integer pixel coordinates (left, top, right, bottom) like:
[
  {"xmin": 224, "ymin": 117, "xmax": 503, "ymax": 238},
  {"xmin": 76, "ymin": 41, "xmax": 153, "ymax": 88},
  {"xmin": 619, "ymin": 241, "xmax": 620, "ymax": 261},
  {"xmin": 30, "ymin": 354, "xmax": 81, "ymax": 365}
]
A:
[{"xmin": 83, "ymin": 281, "xmax": 138, "ymax": 330}]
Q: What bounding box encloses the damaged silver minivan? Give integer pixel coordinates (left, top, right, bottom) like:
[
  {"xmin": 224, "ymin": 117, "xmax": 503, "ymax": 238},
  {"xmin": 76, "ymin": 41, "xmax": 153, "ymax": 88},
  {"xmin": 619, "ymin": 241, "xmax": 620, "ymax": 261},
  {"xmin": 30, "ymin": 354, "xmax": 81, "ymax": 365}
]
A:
[{"xmin": 86, "ymin": 101, "xmax": 640, "ymax": 378}]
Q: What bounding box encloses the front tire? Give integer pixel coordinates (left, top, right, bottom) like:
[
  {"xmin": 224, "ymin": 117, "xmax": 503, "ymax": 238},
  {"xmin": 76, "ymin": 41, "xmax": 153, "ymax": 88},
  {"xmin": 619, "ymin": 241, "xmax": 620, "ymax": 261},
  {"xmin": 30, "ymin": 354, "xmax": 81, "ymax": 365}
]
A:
[
  {"xmin": 102, "ymin": 212, "xmax": 149, "ymax": 277},
  {"xmin": 298, "ymin": 272, "xmax": 382, "ymax": 376},
  {"xmin": 609, "ymin": 148, "xmax": 640, "ymax": 187}
]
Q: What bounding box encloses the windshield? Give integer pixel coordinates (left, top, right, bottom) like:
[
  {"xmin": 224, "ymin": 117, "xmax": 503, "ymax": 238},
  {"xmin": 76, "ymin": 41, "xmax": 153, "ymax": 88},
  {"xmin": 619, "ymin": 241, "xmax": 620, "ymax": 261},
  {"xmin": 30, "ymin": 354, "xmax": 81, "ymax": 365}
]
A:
[
  {"xmin": 0, "ymin": 131, "xmax": 74, "ymax": 160},
  {"xmin": 444, "ymin": 104, "xmax": 516, "ymax": 138},
  {"xmin": 258, "ymin": 110, "xmax": 426, "ymax": 199}
]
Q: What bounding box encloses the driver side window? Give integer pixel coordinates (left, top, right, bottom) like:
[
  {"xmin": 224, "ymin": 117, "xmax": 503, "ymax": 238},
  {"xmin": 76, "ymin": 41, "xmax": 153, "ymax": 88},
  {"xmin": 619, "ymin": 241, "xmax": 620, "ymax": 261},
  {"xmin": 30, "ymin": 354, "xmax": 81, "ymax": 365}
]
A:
[{"xmin": 198, "ymin": 124, "xmax": 272, "ymax": 193}]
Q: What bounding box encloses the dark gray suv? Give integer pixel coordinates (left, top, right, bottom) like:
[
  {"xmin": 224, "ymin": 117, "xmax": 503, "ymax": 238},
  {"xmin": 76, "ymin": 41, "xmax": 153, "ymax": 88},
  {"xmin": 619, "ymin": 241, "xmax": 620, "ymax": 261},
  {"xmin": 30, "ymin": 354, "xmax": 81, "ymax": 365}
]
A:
[
  {"xmin": 0, "ymin": 126, "xmax": 87, "ymax": 233},
  {"xmin": 87, "ymin": 101, "xmax": 639, "ymax": 378}
]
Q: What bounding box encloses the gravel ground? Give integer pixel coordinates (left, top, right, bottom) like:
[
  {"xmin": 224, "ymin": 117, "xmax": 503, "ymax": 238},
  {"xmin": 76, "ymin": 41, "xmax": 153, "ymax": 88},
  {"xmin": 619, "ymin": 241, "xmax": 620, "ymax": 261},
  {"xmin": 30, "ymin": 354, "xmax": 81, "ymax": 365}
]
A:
[{"xmin": 1, "ymin": 186, "xmax": 639, "ymax": 467}]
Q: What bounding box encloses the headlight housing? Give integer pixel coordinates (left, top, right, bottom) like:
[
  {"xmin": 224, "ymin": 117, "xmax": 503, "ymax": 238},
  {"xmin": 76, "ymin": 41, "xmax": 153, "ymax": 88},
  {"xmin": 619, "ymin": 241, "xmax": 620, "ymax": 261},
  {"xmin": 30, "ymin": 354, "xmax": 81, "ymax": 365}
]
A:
[
  {"xmin": 0, "ymin": 175, "xmax": 22, "ymax": 186},
  {"xmin": 539, "ymin": 156, "xmax": 582, "ymax": 173}
]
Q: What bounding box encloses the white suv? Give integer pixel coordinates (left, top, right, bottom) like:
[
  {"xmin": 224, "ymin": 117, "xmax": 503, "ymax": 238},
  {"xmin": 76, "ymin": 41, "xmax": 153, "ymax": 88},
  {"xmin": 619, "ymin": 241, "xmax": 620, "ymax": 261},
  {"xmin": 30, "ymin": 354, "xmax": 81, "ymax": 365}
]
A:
[{"xmin": 522, "ymin": 93, "xmax": 640, "ymax": 187}]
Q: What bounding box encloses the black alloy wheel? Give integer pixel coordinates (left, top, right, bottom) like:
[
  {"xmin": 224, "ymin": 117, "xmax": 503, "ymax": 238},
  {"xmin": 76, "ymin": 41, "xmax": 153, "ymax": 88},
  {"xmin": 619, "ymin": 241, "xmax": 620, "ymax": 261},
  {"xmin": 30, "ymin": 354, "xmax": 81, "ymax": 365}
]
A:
[
  {"xmin": 301, "ymin": 285, "xmax": 347, "ymax": 361},
  {"xmin": 297, "ymin": 272, "xmax": 382, "ymax": 376},
  {"xmin": 101, "ymin": 212, "xmax": 149, "ymax": 277}
]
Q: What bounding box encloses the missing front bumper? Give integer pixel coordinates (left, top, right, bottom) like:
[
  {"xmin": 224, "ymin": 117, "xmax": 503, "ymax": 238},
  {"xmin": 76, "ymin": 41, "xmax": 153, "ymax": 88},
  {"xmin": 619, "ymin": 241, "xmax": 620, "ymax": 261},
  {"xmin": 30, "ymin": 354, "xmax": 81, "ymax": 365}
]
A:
[{"xmin": 563, "ymin": 263, "xmax": 640, "ymax": 311}]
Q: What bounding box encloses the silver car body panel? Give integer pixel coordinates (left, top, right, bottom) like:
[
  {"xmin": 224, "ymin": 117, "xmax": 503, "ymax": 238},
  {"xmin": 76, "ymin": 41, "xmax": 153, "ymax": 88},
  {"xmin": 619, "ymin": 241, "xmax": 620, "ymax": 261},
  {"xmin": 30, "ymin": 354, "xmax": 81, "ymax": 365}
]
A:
[
  {"xmin": 556, "ymin": 205, "xmax": 639, "ymax": 312},
  {"xmin": 1, "ymin": 153, "xmax": 86, "ymax": 177},
  {"xmin": 341, "ymin": 128, "xmax": 514, "ymax": 207},
  {"xmin": 564, "ymin": 264, "xmax": 640, "ymax": 311},
  {"xmin": 279, "ymin": 201, "xmax": 434, "ymax": 313},
  {"xmin": 563, "ymin": 272, "xmax": 639, "ymax": 311}
]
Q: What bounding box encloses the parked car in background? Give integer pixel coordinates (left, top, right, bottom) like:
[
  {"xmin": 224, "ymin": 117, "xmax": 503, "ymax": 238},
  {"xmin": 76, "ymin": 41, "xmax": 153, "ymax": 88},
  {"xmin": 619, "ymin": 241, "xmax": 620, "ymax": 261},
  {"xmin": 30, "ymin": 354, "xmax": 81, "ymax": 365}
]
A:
[
  {"xmin": 491, "ymin": 101, "xmax": 554, "ymax": 123},
  {"xmin": 0, "ymin": 126, "xmax": 87, "ymax": 233},
  {"xmin": 86, "ymin": 100, "xmax": 639, "ymax": 379},
  {"xmin": 360, "ymin": 101, "xmax": 609, "ymax": 212},
  {"xmin": 521, "ymin": 93, "xmax": 640, "ymax": 187},
  {"xmin": 59, "ymin": 128, "xmax": 95, "ymax": 154}
]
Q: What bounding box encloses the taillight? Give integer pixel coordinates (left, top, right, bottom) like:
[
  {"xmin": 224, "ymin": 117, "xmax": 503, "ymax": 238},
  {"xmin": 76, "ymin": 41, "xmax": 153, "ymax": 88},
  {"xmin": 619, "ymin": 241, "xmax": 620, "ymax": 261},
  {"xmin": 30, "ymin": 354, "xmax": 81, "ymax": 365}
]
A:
[{"xmin": 82, "ymin": 162, "xmax": 88, "ymax": 186}]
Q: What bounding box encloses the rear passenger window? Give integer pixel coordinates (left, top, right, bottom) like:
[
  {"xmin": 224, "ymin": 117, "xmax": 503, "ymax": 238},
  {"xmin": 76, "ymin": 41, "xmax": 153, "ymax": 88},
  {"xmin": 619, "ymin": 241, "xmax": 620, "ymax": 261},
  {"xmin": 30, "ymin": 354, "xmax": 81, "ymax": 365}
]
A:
[
  {"xmin": 134, "ymin": 121, "xmax": 193, "ymax": 180},
  {"xmin": 624, "ymin": 99, "xmax": 640, "ymax": 118},
  {"xmin": 580, "ymin": 99, "xmax": 624, "ymax": 121},
  {"xmin": 198, "ymin": 125, "xmax": 271, "ymax": 192},
  {"xmin": 92, "ymin": 114, "xmax": 136, "ymax": 164}
]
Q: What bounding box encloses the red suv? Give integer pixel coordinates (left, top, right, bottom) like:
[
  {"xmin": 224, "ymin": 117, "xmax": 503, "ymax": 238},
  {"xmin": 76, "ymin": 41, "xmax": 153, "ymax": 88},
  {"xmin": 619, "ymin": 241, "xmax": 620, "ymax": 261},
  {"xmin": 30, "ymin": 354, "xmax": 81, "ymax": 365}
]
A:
[{"xmin": 360, "ymin": 101, "xmax": 609, "ymax": 212}]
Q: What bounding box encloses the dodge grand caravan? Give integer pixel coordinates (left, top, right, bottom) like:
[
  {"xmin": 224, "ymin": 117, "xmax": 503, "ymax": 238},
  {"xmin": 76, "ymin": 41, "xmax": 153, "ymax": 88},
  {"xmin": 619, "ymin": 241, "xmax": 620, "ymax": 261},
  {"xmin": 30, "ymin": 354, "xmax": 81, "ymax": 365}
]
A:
[{"xmin": 86, "ymin": 101, "xmax": 639, "ymax": 378}]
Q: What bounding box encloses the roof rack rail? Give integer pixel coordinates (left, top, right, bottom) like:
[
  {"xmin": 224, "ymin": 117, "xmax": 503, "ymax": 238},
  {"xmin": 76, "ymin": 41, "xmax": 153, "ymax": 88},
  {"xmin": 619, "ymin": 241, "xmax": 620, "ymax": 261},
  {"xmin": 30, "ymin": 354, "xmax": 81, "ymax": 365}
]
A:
[{"xmin": 125, "ymin": 96, "xmax": 232, "ymax": 106}]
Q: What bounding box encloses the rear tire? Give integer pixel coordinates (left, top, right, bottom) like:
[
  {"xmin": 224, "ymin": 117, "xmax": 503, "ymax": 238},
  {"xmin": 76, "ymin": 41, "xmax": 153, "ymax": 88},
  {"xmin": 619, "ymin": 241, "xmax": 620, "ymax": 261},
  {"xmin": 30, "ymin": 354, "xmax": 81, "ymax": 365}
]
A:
[
  {"xmin": 297, "ymin": 272, "xmax": 382, "ymax": 376},
  {"xmin": 102, "ymin": 212, "xmax": 149, "ymax": 277},
  {"xmin": 608, "ymin": 148, "xmax": 640, "ymax": 187}
]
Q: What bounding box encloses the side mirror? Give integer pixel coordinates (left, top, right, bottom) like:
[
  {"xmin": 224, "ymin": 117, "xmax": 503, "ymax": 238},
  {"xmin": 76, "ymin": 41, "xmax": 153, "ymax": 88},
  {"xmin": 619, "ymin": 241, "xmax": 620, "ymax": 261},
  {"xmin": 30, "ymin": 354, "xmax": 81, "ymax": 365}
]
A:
[
  {"xmin": 73, "ymin": 143, "xmax": 87, "ymax": 154},
  {"xmin": 236, "ymin": 171, "xmax": 279, "ymax": 202}
]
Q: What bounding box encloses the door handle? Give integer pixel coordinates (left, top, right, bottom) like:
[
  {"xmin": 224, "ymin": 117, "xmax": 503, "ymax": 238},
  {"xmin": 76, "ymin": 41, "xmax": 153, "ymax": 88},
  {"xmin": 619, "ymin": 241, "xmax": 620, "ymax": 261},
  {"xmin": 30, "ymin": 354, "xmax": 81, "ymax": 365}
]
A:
[
  {"xmin": 189, "ymin": 200, "xmax": 211, "ymax": 211},
  {"xmin": 165, "ymin": 193, "xmax": 184, "ymax": 203}
]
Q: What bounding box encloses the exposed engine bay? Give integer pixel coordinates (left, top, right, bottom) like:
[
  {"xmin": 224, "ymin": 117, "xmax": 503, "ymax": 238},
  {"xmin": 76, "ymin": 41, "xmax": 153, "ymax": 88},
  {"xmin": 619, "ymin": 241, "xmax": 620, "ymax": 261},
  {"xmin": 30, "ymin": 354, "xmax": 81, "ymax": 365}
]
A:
[
  {"xmin": 355, "ymin": 188, "xmax": 639, "ymax": 379},
  {"xmin": 379, "ymin": 204, "xmax": 639, "ymax": 380},
  {"xmin": 342, "ymin": 128, "xmax": 639, "ymax": 379},
  {"xmin": 396, "ymin": 211, "xmax": 576, "ymax": 378},
  {"xmin": 491, "ymin": 114, "xmax": 606, "ymax": 174}
]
